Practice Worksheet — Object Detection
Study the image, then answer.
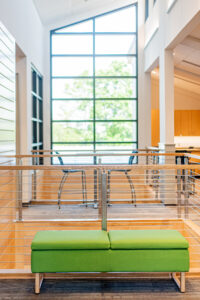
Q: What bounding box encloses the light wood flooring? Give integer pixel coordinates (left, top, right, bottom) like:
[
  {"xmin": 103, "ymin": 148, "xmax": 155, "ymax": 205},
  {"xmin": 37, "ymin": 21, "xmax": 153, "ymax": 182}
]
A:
[{"xmin": 22, "ymin": 202, "xmax": 200, "ymax": 221}]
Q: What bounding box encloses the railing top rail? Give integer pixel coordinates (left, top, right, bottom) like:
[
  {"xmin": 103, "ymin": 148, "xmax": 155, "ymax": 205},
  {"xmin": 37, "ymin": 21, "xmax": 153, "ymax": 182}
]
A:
[
  {"xmin": 185, "ymin": 153, "xmax": 200, "ymax": 160},
  {"xmin": 31, "ymin": 149, "xmax": 152, "ymax": 153},
  {"xmin": 31, "ymin": 148, "xmax": 200, "ymax": 153},
  {"xmin": 146, "ymin": 147, "xmax": 159, "ymax": 151},
  {"xmin": 2, "ymin": 164, "xmax": 200, "ymax": 170},
  {"xmin": 0, "ymin": 153, "xmax": 188, "ymax": 158}
]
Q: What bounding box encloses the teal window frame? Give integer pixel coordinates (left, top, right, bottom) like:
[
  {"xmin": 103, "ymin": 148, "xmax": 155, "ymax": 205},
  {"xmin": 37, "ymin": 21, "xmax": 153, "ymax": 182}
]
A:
[
  {"xmin": 31, "ymin": 66, "xmax": 43, "ymax": 164},
  {"xmin": 50, "ymin": 3, "xmax": 138, "ymax": 164}
]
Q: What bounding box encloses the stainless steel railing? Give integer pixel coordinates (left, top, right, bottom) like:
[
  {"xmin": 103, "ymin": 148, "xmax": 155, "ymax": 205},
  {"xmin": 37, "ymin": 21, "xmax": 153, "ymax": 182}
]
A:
[{"xmin": 0, "ymin": 151, "xmax": 200, "ymax": 272}]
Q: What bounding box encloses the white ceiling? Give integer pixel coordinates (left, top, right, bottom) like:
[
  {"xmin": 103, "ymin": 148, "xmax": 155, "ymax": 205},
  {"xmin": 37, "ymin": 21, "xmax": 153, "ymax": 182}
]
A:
[
  {"xmin": 33, "ymin": 0, "xmax": 134, "ymax": 25},
  {"xmin": 33, "ymin": 0, "xmax": 200, "ymax": 77},
  {"xmin": 174, "ymin": 23, "xmax": 200, "ymax": 76}
]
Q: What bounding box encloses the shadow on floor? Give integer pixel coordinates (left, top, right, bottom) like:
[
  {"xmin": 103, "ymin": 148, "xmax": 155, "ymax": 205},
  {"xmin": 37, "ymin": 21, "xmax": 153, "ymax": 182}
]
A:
[{"xmin": 0, "ymin": 278, "xmax": 199, "ymax": 299}]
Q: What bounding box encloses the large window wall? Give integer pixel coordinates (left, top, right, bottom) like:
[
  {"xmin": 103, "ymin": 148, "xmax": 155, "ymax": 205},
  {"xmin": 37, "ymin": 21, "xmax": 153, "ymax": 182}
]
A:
[
  {"xmin": 51, "ymin": 4, "xmax": 138, "ymax": 164},
  {"xmin": 31, "ymin": 67, "xmax": 43, "ymax": 164}
]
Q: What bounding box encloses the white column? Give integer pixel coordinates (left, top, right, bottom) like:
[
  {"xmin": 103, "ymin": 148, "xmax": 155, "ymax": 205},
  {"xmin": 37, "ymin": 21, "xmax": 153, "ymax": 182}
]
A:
[
  {"xmin": 138, "ymin": 0, "xmax": 151, "ymax": 158},
  {"xmin": 159, "ymin": 49, "xmax": 174, "ymax": 148},
  {"xmin": 159, "ymin": 49, "xmax": 176, "ymax": 205}
]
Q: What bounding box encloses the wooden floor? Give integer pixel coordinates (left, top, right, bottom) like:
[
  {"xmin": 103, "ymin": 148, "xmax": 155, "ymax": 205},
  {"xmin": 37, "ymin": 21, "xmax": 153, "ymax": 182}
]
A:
[
  {"xmin": 22, "ymin": 203, "xmax": 199, "ymax": 221},
  {"xmin": 0, "ymin": 278, "xmax": 200, "ymax": 299}
]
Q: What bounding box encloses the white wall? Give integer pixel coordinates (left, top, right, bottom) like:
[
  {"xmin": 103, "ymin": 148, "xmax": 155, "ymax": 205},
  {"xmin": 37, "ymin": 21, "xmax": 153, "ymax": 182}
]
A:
[
  {"xmin": 0, "ymin": 0, "xmax": 44, "ymax": 71},
  {"xmin": 143, "ymin": 0, "xmax": 200, "ymax": 148},
  {"xmin": 0, "ymin": 21, "xmax": 15, "ymax": 160},
  {"xmin": 151, "ymin": 75, "xmax": 200, "ymax": 110},
  {"xmin": 144, "ymin": 0, "xmax": 200, "ymax": 72},
  {"xmin": 138, "ymin": 0, "xmax": 151, "ymax": 150},
  {"xmin": 0, "ymin": 0, "xmax": 44, "ymax": 155}
]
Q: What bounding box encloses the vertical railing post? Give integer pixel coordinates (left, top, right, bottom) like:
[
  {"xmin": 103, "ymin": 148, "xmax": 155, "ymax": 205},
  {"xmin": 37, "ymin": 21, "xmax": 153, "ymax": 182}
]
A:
[
  {"xmin": 177, "ymin": 157, "xmax": 182, "ymax": 219},
  {"xmin": 184, "ymin": 157, "xmax": 189, "ymax": 219},
  {"xmin": 93, "ymin": 153, "xmax": 98, "ymax": 209},
  {"xmin": 94, "ymin": 157, "xmax": 102, "ymax": 209},
  {"xmin": 33, "ymin": 156, "xmax": 37, "ymax": 200},
  {"xmin": 101, "ymin": 171, "xmax": 107, "ymax": 231},
  {"xmin": 146, "ymin": 148, "xmax": 149, "ymax": 184},
  {"xmin": 190, "ymin": 168, "xmax": 195, "ymax": 195},
  {"xmin": 152, "ymin": 155, "xmax": 157, "ymax": 195},
  {"xmin": 17, "ymin": 159, "xmax": 23, "ymax": 221},
  {"xmin": 98, "ymin": 168, "xmax": 102, "ymax": 216},
  {"xmin": 155, "ymin": 155, "xmax": 159, "ymax": 200}
]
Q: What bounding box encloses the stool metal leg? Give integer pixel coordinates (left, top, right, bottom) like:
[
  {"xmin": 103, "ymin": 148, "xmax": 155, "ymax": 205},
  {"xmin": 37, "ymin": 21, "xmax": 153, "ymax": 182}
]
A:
[
  {"xmin": 125, "ymin": 171, "xmax": 136, "ymax": 206},
  {"xmin": 83, "ymin": 170, "xmax": 87, "ymax": 206},
  {"xmin": 58, "ymin": 173, "xmax": 68, "ymax": 209},
  {"xmin": 81, "ymin": 170, "xmax": 85, "ymax": 204},
  {"xmin": 81, "ymin": 170, "xmax": 87, "ymax": 207}
]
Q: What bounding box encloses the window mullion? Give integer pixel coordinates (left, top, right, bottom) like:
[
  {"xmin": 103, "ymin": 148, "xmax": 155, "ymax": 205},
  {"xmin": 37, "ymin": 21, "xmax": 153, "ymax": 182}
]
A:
[{"xmin": 93, "ymin": 18, "xmax": 96, "ymax": 162}]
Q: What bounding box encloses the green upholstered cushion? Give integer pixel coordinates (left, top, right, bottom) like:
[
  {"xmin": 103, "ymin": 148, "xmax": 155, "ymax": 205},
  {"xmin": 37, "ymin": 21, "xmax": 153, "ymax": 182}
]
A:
[
  {"xmin": 109, "ymin": 249, "xmax": 189, "ymax": 272},
  {"xmin": 31, "ymin": 249, "xmax": 189, "ymax": 273},
  {"xmin": 108, "ymin": 230, "xmax": 189, "ymax": 250},
  {"xmin": 31, "ymin": 250, "xmax": 110, "ymax": 273},
  {"xmin": 31, "ymin": 230, "xmax": 110, "ymax": 250}
]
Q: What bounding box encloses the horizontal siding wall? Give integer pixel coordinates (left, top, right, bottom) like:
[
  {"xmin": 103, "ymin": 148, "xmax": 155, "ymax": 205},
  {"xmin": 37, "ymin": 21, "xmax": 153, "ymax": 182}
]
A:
[
  {"xmin": 0, "ymin": 22, "xmax": 16, "ymax": 270},
  {"xmin": 0, "ymin": 21, "xmax": 15, "ymax": 159}
]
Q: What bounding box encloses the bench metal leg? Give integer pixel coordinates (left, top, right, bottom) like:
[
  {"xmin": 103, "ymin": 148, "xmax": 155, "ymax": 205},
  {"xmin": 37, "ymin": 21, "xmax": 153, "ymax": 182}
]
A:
[
  {"xmin": 35, "ymin": 273, "xmax": 43, "ymax": 294},
  {"xmin": 172, "ymin": 272, "xmax": 185, "ymax": 293}
]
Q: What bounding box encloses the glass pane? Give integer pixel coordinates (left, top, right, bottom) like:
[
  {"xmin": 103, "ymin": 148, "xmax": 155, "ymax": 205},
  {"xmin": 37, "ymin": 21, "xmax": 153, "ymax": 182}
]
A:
[
  {"xmin": 95, "ymin": 56, "xmax": 136, "ymax": 76},
  {"xmin": 52, "ymin": 100, "xmax": 93, "ymax": 120},
  {"xmin": 96, "ymin": 100, "xmax": 136, "ymax": 120},
  {"xmin": 95, "ymin": 78, "xmax": 137, "ymax": 98},
  {"xmin": 32, "ymin": 96, "xmax": 37, "ymax": 118},
  {"xmin": 52, "ymin": 35, "xmax": 93, "ymax": 54},
  {"xmin": 95, "ymin": 143, "xmax": 137, "ymax": 164},
  {"xmin": 96, "ymin": 143, "xmax": 137, "ymax": 151},
  {"xmin": 52, "ymin": 78, "xmax": 93, "ymax": 99},
  {"xmin": 52, "ymin": 122, "xmax": 93, "ymax": 142},
  {"xmin": 52, "ymin": 144, "xmax": 94, "ymax": 164},
  {"xmin": 39, "ymin": 100, "xmax": 43, "ymax": 120},
  {"xmin": 32, "ymin": 70, "xmax": 37, "ymax": 93},
  {"xmin": 55, "ymin": 20, "xmax": 93, "ymax": 33},
  {"xmin": 96, "ymin": 122, "xmax": 137, "ymax": 142},
  {"xmin": 38, "ymin": 76, "xmax": 43, "ymax": 97},
  {"xmin": 95, "ymin": 35, "xmax": 136, "ymax": 54},
  {"xmin": 95, "ymin": 6, "xmax": 136, "ymax": 32},
  {"xmin": 52, "ymin": 57, "xmax": 93, "ymax": 76},
  {"xmin": 39, "ymin": 123, "xmax": 43, "ymax": 143},
  {"xmin": 32, "ymin": 121, "xmax": 37, "ymax": 144}
]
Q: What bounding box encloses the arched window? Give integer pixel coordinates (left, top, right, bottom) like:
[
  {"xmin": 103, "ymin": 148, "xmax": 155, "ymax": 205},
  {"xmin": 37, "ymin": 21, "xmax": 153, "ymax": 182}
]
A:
[{"xmin": 51, "ymin": 4, "xmax": 137, "ymax": 164}]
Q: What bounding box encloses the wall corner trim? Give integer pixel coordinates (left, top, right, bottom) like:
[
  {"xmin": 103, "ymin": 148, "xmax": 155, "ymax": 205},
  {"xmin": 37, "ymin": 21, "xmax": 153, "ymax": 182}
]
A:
[
  {"xmin": 167, "ymin": 0, "xmax": 178, "ymax": 14},
  {"xmin": 144, "ymin": 26, "xmax": 159, "ymax": 49}
]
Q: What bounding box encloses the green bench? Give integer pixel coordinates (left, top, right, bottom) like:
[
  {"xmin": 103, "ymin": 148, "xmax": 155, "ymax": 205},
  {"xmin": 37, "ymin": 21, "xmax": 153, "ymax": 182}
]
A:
[{"xmin": 31, "ymin": 229, "xmax": 189, "ymax": 294}]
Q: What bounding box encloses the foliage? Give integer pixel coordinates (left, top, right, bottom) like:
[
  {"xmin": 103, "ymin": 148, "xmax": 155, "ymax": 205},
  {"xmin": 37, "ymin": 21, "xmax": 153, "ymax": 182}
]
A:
[{"xmin": 53, "ymin": 60, "xmax": 136, "ymax": 144}]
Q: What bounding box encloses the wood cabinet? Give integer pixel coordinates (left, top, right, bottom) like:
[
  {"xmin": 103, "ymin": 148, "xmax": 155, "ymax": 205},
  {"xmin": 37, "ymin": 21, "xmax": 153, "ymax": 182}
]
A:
[{"xmin": 151, "ymin": 110, "xmax": 200, "ymax": 146}]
